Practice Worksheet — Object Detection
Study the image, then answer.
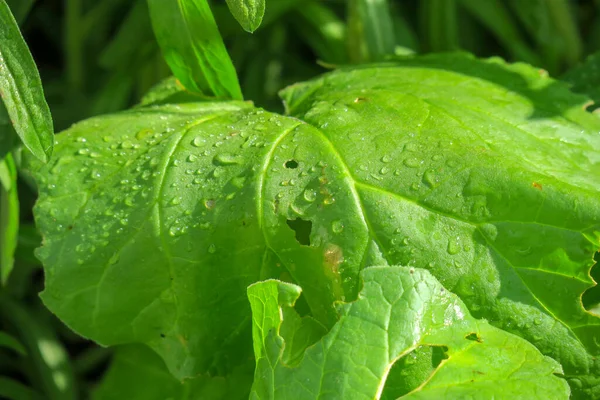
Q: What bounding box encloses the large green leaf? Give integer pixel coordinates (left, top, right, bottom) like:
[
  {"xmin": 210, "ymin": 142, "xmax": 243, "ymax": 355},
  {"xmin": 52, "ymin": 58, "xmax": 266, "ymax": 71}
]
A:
[
  {"xmin": 248, "ymin": 266, "xmax": 569, "ymax": 399},
  {"xmin": 281, "ymin": 53, "xmax": 600, "ymax": 398},
  {"xmin": 31, "ymin": 53, "xmax": 600, "ymax": 397},
  {"xmin": 93, "ymin": 344, "xmax": 252, "ymax": 400},
  {"xmin": 0, "ymin": 0, "xmax": 54, "ymax": 163}
]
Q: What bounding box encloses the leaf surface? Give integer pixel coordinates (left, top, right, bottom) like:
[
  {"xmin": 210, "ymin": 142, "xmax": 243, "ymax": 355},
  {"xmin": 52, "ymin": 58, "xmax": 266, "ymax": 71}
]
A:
[
  {"xmin": 281, "ymin": 53, "xmax": 600, "ymax": 398},
  {"xmin": 0, "ymin": 0, "xmax": 54, "ymax": 162},
  {"xmin": 248, "ymin": 266, "xmax": 569, "ymax": 399},
  {"xmin": 31, "ymin": 53, "xmax": 600, "ymax": 397},
  {"xmin": 93, "ymin": 344, "xmax": 252, "ymax": 400}
]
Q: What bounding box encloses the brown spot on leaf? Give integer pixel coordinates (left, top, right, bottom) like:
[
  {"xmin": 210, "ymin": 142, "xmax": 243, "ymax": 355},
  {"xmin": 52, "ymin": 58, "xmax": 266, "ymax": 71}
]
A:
[{"xmin": 532, "ymin": 182, "xmax": 543, "ymax": 190}]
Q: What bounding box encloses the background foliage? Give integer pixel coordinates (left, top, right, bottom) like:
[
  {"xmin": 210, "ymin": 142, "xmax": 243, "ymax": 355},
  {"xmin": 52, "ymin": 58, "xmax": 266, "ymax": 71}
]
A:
[{"xmin": 1, "ymin": 0, "xmax": 599, "ymax": 398}]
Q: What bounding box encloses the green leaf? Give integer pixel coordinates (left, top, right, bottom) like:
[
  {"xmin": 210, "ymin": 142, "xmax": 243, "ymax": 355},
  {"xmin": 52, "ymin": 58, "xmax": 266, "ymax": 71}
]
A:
[
  {"xmin": 0, "ymin": 153, "xmax": 18, "ymax": 285},
  {"xmin": 458, "ymin": 0, "xmax": 540, "ymax": 66},
  {"xmin": 0, "ymin": 377, "xmax": 43, "ymax": 400},
  {"xmin": 562, "ymin": 51, "xmax": 600, "ymax": 109},
  {"xmin": 0, "ymin": 330, "xmax": 27, "ymax": 355},
  {"xmin": 5, "ymin": 0, "xmax": 36, "ymax": 24},
  {"xmin": 31, "ymin": 54, "xmax": 600, "ymax": 397},
  {"xmin": 0, "ymin": 298, "xmax": 76, "ymax": 400},
  {"xmin": 226, "ymin": 0, "xmax": 265, "ymax": 33},
  {"xmin": 506, "ymin": 0, "xmax": 581, "ymax": 73},
  {"xmin": 347, "ymin": 0, "xmax": 396, "ymax": 63},
  {"xmin": 0, "ymin": 0, "xmax": 54, "ymax": 163},
  {"xmin": 293, "ymin": 2, "xmax": 347, "ymax": 65},
  {"xmin": 93, "ymin": 344, "xmax": 252, "ymax": 400},
  {"xmin": 248, "ymin": 266, "xmax": 569, "ymax": 399},
  {"xmin": 0, "ymin": 103, "xmax": 18, "ymax": 160},
  {"xmin": 281, "ymin": 53, "xmax": 600, "ymax": 398},
  {"xmin": 147, "ymin": 0, "xmax": 243, "ymax": 100},
  {"xmin": 419, "ymin": 0, "xmax": 459, "ymax": 52}
]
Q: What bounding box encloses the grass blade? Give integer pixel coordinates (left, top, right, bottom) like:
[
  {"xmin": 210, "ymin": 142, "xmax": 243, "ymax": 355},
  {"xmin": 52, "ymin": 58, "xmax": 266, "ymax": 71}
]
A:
[
  {"xmin": 5, "ymin": 0, "xmax": 36, "ymax": 24},
  {"xmin": 294, "ymin": 2, "xmax": 347, "ymax": 64},
  {"xmin": 0, "ymin": 330, "xmax": 26, "ymax": 355},
  {"xmin": 0, "ymin": 0, "xmax": 54, "ymax": 163},
  {"xmin": 347, "ymin": 0, "xmax": 396, "ymax": 62},
  {"xmin": 419, "ymin": 0, "xmax": 459, "ymax": 51},
  {"xmin": 226, "ymin": 0, "xmax": 265, "ymax": 33},
  {"xmin": 147, "ymin": 0, "xmax": 243, "ymax": 99},
  {"xmin": 0, "ymin": 153, "xmax": 18, "ymax": 286},
  {"xmin": 458, "ymin": 0, "xmax": 540, "ymax": 65}
]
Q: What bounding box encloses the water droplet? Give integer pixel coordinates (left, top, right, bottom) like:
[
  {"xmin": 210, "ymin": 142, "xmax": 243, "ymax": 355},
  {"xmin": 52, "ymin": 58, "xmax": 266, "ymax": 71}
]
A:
[
  {"xmin": 447, "ymin": 238, "xmax": 460, "ymax": 255},
  {"xmin": 213, "ymin": 153, "xmax": 240, "ymax": 165},
  {"xmin": 188, "ymin": 154, "xmax": 197, "ymax": 162},
  {"xmin": 381, "ymin": 155, "xmax": 392, "ymax": 163},
  {"xmin": 303, "ymin": 189, "xmax": 317, "ymax": 202},
  {"xmin": 119, "ymin": 218, "xmax": 129, "ymax": 226},
  {"xmin": 169, "ymin": 224, "xmax": 186, "ymax": 237},
  {"xmin": 323, "ymin": 196, "xmax": 336, "ymax": 205},
  {"xmin": 77, "ymin": 148, "xmax": 90, "ymax": 156},
  {"xmin": 379, "ymin": 167, "xmax": 389, "ymax": 175},
  {"xmin": 332, "ymin": 220, "xmax": 344, "ymax": 233},
  {"xmin": 403, "ymin": 158, "xmax": 420, "ymax": 168},
  {"xmin": 190, "ymin": 137, "xmax": 204, "ymax": 147},
  {"xmin": 89, "ymin": 170, "xmax": 102, "ymax": 180},
  {"xmin": 423, "ymin": 169, "xmax": 437, "ymax": 187},
  {"xmin": 208, "ymin": 244, "xmax": 216, "ymax": 254},
  {"xmin": 136, "ymin": 129, "xmax": 152, "ymax": 141},
  {"xmin": 121, "ymin": 140, "xmax": 133, "ymax": 149},
  {"xmin": 171, "ymin": 197, "xmax": 182, "ymax": 205},
  {"xmin": 204, "ymin": 199, "xmax": 215, "ymax": 210},
  {"xmin": 533, "ymin": 318, "xmax": 542, "ymax": 325}
]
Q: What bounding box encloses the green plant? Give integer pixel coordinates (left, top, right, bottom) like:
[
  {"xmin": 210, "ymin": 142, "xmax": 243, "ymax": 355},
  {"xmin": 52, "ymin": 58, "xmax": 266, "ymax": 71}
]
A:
[{"xmin": 2, "ymin": 0, "xmax": 600, "ymax": 399}]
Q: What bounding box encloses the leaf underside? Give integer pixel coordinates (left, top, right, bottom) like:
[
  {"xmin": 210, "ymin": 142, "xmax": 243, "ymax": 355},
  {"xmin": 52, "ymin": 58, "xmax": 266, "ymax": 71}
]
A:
[{"xmin": 31, "ymin": 53, "xmax": 600, "ymax": 398}]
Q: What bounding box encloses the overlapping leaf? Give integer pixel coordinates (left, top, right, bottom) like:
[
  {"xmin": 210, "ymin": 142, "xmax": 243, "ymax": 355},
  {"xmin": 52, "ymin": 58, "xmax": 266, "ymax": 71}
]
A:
[
  {"xmin": 248, "ymin": 266, "xmax": 569, "ymax": 399},
  {"xmin": 31, "ymin": 53, "xmax": 600, "ymax": 397}
]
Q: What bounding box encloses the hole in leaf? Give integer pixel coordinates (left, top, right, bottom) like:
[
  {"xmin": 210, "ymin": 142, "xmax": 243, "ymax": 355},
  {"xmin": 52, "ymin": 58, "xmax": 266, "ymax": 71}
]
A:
[
  {"xmin": 465, "ymin": 332, "xmax": 482, "ymax": 342},
  {"xmin": 381, "ymin": 345, "xmax": 449, "ymax": 399},
  {"xmin": 582, "ymin": 251, "xmax": 600, "ymax": 312},
  {"xmin": 284, "ymin": 159, "xmax": 299, "ymax": 169},
  {"xmin": 286, "ymin": 218, "xmax": 312, "ymax": 246}
]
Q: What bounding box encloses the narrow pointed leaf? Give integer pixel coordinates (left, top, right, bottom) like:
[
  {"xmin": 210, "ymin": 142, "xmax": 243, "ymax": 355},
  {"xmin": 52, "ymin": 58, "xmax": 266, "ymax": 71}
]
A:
[
  {"xmin": 226, "ymin": 0, "xmax": 265, "ymax": 33},
  {"xmin": 0, "ymin": 153, "xmax": 18, "ymax": 285},
  {"xmin": 147, "ymin": 0, "xmax": 243, "ymax": 99},
  {"xmin": 347, "ymin": 0, "xmax": 396, "ymax": 62},
  {"xmin": 0, "ymin": 0, "xmax": 54, "ymax": 162},
  {"xmin": 0, "ymin": 330, "xmax": 26, "ymax": 355}
]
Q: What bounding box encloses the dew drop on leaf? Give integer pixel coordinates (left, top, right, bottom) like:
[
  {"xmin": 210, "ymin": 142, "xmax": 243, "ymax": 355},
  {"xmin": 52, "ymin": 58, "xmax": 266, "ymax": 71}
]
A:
[
  {"xmin": 332, "ymin": 220, "xmax": 344, "ymax": 233},
  {"xmin": 213, "ymin": 153, "xmax": 240, "ymax": 166},
  {"xmin": 447, "ymin": 238, "xmax": 461, "ymax": 255},
  {"xmin": 303, "ymin": 189, "xmax": 317, "ymax": 202}
]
